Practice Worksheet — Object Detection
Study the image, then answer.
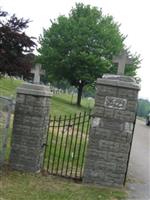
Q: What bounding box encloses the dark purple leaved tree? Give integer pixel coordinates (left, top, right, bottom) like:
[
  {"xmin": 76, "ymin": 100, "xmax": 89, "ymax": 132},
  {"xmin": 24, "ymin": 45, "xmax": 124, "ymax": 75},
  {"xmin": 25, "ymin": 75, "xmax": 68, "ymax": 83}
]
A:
[{"xmin": 0, "ymin": 9, "xmax": 36, "ymax": 79}]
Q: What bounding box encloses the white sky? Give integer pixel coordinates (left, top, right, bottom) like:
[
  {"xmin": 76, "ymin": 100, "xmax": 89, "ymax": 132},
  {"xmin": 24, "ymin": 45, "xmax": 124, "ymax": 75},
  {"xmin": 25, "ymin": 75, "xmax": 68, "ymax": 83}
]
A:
[{"xmin": 1, "ymin": 0, "xmax": 150, "ymax": 100}]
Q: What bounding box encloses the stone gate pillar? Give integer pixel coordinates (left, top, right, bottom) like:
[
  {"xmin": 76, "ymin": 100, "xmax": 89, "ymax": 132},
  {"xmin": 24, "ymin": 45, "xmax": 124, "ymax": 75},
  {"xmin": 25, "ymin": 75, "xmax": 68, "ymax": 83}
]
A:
[
  {"xmin": 83, "ymin": 75, "xmax": 140, "ymax": 187},
  {"xmin": 10, "ymin": 83, "xmax": 51, "ymax": 172}
]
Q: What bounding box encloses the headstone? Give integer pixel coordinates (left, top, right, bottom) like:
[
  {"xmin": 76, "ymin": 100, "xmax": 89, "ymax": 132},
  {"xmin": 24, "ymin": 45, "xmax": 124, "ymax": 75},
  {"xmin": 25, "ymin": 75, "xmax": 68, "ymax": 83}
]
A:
[
  {"xmin": 31, "ymin": 64, "xmax": 45, "ymax": 84},
  {"xmin": 112, "ymin": 50, "xmax": 132, "ymax": 75}
]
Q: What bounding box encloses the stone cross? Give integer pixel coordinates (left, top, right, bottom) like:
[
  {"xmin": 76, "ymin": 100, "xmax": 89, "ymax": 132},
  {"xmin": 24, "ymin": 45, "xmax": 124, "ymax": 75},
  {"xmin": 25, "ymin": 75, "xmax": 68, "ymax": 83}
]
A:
[
  {"xmin": 31, "ymin": 64, "xmax": 45, "ymax": 84},
  {"xmin": 112, "ymin": 50, "xmax": 132, "ymax": 75}
]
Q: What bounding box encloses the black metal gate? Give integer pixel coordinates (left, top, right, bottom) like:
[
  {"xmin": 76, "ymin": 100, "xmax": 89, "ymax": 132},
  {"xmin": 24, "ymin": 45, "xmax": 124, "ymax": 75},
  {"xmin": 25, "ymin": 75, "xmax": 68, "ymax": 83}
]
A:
[{"xmin": 43, "ymin": 111, "xmax": 91, "ymax": 180}]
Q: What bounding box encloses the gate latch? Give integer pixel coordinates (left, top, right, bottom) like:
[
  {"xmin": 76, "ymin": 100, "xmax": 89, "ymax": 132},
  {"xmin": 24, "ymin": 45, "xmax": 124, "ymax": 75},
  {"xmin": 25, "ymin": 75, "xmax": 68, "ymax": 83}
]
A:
[{"xmin": 41, "ymin": 143, "xmax": 48, "ymax": 148}]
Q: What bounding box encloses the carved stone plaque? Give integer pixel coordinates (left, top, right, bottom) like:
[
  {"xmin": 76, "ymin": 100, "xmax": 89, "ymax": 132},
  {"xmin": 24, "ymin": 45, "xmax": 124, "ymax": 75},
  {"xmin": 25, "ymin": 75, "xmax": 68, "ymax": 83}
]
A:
[
  {"xmin": 104, "ymin": 96, "xmax": 127, "ymax": 110},
  {"xmin": 92, "ymin": 117, "xmax": 101, "ymax": 128}
]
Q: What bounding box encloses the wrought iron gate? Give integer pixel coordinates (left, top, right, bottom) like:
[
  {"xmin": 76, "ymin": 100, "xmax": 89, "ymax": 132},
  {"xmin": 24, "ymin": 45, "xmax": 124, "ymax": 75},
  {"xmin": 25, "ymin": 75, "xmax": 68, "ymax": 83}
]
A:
[{"xmin": 43, "ymin": 111, "xmax": 91, "ymax": 180}]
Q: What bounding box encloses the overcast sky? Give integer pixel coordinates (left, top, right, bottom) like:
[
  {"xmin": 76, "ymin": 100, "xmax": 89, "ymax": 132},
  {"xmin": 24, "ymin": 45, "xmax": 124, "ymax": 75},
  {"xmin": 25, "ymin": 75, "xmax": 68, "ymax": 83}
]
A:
[{"xmin": 1, "ymin": 0, "xmax": 149, "ymax": 100}]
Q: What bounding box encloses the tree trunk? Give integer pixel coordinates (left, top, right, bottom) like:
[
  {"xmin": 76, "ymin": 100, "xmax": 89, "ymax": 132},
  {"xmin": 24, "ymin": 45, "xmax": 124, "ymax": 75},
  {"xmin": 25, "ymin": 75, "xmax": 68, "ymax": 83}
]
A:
[{"xmin": 77, "ymin": 84, "xmax": 83, "ymax": 106}]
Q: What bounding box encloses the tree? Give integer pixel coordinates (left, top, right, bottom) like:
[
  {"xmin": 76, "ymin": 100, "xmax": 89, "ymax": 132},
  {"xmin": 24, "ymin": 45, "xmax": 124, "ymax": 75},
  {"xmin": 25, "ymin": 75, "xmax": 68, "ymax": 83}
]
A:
[
  {"xmin": 137, "ymin": 99, "xmax": 150, "ymax": 118},
  {"xmin": 0, "ymin": 9, "xmax": 36, "ymax": 78},
  {"xmin": 38, "ymin": 3, "xmax": 139, "ymax": 106}
]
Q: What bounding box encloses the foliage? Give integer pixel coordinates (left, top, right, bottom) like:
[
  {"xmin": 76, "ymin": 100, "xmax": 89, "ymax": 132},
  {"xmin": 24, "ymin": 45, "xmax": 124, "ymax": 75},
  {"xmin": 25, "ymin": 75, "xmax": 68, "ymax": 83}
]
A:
[
  {"xmin": 83, "ymin": 84, "xmax": 95, "ymax": 98},
  {"xmin": 137, "ymin": 98, "xmax": 150, "ymax": 118},
  {"xmin": 124, "ymin": 51, "xmax": 141, "ymax": 77},
  {"xmin": 50, "ymin": 79, "xmax": 71, "ymax": 90},
  {"xmin": 38, "ymin": 3, "xmax": 127, "ymax": 106},
  {"xmin": 0, "ymin": 9, "xmax": 36, "ymax": 78}
]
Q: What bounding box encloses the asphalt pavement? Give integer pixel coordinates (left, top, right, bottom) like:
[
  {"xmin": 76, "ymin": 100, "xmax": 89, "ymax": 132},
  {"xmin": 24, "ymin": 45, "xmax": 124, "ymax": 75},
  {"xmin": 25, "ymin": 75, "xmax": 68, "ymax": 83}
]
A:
[{"xmin": 126, "ymin": 119, "xmax": 150, "ymax": 200}]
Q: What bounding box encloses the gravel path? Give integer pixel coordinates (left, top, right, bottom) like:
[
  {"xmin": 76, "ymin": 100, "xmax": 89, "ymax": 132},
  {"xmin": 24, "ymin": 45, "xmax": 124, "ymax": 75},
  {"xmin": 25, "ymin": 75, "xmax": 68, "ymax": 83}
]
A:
[{"xmin": 126, "ymin": 119, "xmax": 150, "ymax": 200}]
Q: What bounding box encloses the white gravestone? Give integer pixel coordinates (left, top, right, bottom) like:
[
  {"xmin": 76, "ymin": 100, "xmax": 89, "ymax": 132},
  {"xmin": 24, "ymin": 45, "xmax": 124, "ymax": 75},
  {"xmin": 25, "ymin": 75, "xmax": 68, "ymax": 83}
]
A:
[
  {"xmin": 112, "ymin": 50, "xmax": 132, "ymax": 75},
  {"xmin": 31, "ymin": 64, "xmax": 45, "ymax": 84}
]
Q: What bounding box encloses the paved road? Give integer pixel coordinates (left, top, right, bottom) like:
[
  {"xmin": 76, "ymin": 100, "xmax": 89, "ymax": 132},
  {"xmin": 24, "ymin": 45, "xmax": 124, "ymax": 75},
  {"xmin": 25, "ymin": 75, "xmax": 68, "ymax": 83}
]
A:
[{"xmin": 126, "ymin": 119, "xmax": 150, "ymax": 200}]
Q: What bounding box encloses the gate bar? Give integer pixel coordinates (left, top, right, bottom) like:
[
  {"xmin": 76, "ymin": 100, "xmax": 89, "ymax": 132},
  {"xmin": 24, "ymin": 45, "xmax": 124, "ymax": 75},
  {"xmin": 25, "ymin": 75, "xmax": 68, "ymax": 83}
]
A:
[
  {"xmin": 79, "ymin": 112, "xmax": 91, "ymax": 177},
  {"xmin": 75, "ymin": 111, "xmax": 86, "ymax": 177},
  {"xmin": 65, "ymin": 113, "xmax": 77, "ymax": 176},
  {"xmin": 60, "ymin": 114, "xmax": 72, "ymax": 176},
  {"xmin": 56, "ymin": 115, "xmax": 67, "ymax": 174},
  {"xmin": 70, "ymin": 112, "xmax": 82, "ymax": 177},
  {"xmin": 51, "ymin": 115, "xmax": 61, "ymax": 173}
]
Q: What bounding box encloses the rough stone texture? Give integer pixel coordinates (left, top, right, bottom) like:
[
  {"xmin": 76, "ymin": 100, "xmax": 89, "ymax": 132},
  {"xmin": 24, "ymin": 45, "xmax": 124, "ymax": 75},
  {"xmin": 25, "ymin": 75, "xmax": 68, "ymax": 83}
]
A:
[
  {"xmin": 10, "ymin": 83, "xmax": 51, "ymax": 172},
  {"xmin": 83, "ymin": 75, "xmax": 140, "ymax": 187}
]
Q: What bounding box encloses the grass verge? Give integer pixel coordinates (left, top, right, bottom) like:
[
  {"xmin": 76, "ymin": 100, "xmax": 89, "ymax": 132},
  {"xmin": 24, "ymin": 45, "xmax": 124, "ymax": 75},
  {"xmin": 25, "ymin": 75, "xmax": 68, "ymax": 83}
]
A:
[{"xmin": 0, "ymin": 169, "xmax": 126, "ymax": 200}]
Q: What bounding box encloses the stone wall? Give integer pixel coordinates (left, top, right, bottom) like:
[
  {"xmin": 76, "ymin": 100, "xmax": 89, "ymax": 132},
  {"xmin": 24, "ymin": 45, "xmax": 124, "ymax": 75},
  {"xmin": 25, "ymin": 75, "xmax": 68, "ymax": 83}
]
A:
[
  {"xmin": 83, "ymin": 75, "xmax": 140, "ymax": 187},
  {"xmin": 10, "ymin": 83, "xmax": 51, "ymax": 172}
]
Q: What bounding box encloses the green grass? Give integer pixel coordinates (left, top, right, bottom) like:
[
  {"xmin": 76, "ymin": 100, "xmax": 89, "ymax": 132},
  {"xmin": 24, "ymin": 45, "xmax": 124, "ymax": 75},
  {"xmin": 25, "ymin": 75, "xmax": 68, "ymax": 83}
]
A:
[
  {"xmin": 0, "ymin": 77, "xmax": 23, "ymax": 97},
  {"xmin": 0, "ymin": 170, "xmax": 126, "ymax": 200},
  {"xmin": 51, "ymin": 94, "xmax": 94, "ymax": 116}
]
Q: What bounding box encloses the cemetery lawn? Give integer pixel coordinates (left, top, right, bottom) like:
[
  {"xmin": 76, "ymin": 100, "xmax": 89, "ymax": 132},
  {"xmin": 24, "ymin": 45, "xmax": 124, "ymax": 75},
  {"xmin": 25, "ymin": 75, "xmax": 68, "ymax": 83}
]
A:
[
  {"xmin": 0, "ymin": 77, "xmax": 94, "ymax": 115},
  {"xmin": 51, "ymin": 94, "xmax": 94, "ymax": 116},
  {"xmin": 0, "ymin": 77, "xmax": 23, "ymax": 97},
  {"xmin": 0, "ymin": 169, "xmax": 126, "ymax": 200}
]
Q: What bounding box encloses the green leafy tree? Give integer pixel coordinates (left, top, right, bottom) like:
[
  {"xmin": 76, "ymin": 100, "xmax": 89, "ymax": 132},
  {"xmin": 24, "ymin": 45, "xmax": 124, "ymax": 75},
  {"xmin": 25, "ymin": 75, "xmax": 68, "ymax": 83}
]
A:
[
  {"xmin": 38, "ymin": 3, "xmax": 139, "ymax": 106},
  {"xmin": 0, "ymin": 9, "xmax": 36, "ymax": 78},
  {"xmin": 137, "ymin": 99, "xmax": 150, "ymax": 117}
]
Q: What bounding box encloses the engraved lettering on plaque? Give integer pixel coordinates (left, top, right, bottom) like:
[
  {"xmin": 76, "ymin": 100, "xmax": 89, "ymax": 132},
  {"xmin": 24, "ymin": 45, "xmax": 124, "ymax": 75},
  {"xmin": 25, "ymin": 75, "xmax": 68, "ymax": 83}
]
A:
[{"xmin": 104, "ymin": 96, "xmax": 127, "ymax": 110}]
